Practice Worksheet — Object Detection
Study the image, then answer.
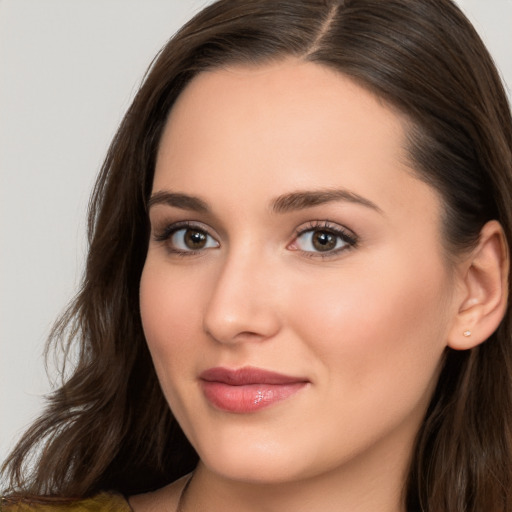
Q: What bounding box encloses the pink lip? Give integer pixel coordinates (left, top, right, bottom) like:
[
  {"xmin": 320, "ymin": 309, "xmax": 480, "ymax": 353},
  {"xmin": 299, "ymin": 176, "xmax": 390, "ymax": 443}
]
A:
[{"xmin": 199, "ymin": 367, "xmax": 308, "ymax": 413}]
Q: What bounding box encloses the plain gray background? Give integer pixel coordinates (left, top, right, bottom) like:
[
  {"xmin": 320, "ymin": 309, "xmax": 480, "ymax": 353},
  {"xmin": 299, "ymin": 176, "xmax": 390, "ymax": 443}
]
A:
[{"xmin": 1, "ymin": 0, "xmax": 511, "ymax": 466}]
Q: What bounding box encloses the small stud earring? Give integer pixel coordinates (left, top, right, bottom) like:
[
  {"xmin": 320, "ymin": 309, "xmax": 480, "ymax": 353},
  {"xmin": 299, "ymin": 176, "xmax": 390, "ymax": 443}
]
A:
[{"xmin": 463, "ymin": 330, "xmax": 472, "ymax": 337}]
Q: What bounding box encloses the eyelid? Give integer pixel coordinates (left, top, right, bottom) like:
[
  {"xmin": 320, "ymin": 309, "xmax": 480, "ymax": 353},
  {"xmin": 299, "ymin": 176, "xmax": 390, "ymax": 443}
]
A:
[
  {"xmin": 289, "ymin": 220, "xmax": 358, "ymax": 258},
  {"xmin": 152, "ymin": 220, "xmax": 220, "ymax": 255},
  {"xmin": 152, "ymin": 220, "xmax": 206, "ymax": 241}
]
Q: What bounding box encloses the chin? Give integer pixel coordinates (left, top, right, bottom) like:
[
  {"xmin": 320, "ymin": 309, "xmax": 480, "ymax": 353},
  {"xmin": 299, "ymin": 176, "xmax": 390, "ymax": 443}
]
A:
[{"xmin": 191, "ymin": 428, "xmax": 314, "ymax": 484}]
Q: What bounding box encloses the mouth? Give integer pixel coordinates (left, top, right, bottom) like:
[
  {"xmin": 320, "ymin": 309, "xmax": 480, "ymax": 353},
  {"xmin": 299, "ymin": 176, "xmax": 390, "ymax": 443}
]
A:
[{"xmin": 199, "ymin": 366, "xmax": 309, "ymax": 413}]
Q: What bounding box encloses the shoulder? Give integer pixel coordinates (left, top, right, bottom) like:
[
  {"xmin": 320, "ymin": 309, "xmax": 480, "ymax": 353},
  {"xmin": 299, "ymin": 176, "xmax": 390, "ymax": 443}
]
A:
[{"xmin": 1, "ymin": 492, "xmax": 132, "ymax": 512}]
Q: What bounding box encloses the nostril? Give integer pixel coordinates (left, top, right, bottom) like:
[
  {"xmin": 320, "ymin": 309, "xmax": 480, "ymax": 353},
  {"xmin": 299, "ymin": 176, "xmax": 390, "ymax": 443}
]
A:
[
  {"xmin": 235, "ymin": 331, "xmax": 268, "ymax": 341},
  {"xmin": 204, "ymin": 325, "xmax": 271, "ymax": 345}
]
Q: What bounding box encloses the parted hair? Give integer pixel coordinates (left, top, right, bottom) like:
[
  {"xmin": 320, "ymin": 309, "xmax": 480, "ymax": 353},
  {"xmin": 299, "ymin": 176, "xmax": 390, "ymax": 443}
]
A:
[{"xmin": 2, "ymin": 1, "xmax": 512, "ymax": 511}]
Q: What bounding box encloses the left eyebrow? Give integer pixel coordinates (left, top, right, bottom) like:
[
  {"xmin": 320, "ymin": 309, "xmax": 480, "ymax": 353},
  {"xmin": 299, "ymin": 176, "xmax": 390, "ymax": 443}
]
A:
[{"xmin": 271, "ymin": 188, "xmax": 383, "ymax": 214}]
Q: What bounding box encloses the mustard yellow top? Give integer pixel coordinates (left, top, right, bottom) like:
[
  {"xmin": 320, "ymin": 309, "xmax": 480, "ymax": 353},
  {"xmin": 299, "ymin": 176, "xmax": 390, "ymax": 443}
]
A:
[{"xmin": 0, "ymin": 493, "xmax": 132, "ymax": 511}]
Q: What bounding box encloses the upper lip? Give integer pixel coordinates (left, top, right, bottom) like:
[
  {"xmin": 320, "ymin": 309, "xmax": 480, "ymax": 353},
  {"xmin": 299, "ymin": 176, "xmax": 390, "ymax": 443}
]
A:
[{"xmin": 199, "ymin": 366, "xmax": 308, "ymax": 386}]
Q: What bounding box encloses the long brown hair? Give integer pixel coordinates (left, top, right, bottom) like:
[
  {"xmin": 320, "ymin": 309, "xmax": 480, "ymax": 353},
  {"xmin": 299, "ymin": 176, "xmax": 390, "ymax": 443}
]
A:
[{"xmin": 3, "ymin": 1, "xmax": 512, "ymax": 510}]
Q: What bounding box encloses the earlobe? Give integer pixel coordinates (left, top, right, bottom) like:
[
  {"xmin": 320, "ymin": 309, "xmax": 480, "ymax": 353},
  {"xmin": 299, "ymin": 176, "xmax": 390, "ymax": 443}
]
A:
[{"xmin": 448, "ymin": 220, "xmax": 509, "ymax": 350}]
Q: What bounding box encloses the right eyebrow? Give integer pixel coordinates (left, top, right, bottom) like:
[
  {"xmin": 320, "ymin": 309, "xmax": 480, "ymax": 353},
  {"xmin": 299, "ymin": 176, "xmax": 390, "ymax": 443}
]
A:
[{"xmin": 147, "ymin": 191, "xmax": 209, "ymax": 213}]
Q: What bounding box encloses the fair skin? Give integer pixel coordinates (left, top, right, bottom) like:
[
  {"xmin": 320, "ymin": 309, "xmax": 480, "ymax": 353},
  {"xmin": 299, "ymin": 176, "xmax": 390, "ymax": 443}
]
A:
[{"xmin": 132, "ymin": 59, "xmax": 508, "ymax": 512}]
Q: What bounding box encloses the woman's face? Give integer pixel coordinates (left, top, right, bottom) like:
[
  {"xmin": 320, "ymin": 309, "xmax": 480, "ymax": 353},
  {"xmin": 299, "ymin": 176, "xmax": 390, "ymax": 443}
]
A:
[{"xmin": 140, "ymin": 60, "xmax": 460, "ymax": 485}]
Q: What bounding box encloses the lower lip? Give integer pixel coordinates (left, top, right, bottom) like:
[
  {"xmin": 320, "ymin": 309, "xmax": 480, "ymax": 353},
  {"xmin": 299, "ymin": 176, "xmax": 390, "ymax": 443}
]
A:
[{"xmin": 200, "ymin": 381, "xmax": 307, "ymax": 413}]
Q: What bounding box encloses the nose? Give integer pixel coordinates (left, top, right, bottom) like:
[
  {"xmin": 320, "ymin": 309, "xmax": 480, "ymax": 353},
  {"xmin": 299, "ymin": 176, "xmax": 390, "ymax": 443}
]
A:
[{"xmin": 203, "ymin": 251, "xmax": 281, "ymax": 345}]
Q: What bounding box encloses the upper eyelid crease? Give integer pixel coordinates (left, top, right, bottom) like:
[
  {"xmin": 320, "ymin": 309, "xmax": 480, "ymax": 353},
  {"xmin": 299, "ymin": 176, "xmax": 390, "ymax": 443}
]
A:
[{"xmin": 153, "ymin": 220, "xmax": 210, "ymax": 237}]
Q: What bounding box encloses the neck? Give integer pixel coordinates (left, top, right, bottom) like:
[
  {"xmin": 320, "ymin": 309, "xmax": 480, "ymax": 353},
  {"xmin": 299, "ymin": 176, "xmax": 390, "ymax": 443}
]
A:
[{"xmin": 181, "ymin": 437, "xmax": 412, "ymax": 512}]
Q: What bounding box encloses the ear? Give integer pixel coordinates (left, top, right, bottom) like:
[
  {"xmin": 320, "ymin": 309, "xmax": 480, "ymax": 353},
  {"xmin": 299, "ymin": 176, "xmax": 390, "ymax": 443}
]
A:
[{"xmin": 448, "ymin": 220, "xmax": 509, "ymax": 350}]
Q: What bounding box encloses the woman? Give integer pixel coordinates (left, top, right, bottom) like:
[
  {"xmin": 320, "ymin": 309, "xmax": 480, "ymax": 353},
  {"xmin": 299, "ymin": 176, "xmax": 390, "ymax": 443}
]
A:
[{"xmin": 2, "ymin": 0, "xmax": 512, "ymax": 511}]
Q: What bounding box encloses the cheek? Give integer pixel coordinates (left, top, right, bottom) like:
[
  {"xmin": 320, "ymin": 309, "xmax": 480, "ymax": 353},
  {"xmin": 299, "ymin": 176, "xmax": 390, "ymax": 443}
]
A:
[
  {"xmin": 288, "ymin": 252, "xmax": 451, "ymax": 394},
  {"xmin": 139, "ymin": 261, "xmax": 204, "ymax": 384},
  {"xmin": 277, "ymin": 255, "xmax": 451, "ymax": 461}
]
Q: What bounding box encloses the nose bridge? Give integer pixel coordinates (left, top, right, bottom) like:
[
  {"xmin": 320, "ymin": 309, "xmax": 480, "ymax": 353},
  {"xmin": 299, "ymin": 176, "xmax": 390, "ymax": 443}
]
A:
[{"xmin": 203, "ymin": 244, "xmax": 280, "ymax": 344}]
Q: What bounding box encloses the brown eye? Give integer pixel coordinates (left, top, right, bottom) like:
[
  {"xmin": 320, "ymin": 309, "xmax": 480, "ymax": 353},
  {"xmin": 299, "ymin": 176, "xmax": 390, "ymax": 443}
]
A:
[
  {"xmin": 312, "ymin": 231, "xmax": 337, "ymax": 251},
  {"xmin": 184, "ymin": 229, "xmax": 208, "ymax": 249},
  {"xmin": 168, "ymin": 226, "xmax": 219, "ymax": 252},
  {"xmin": 292, "ymin": 224, "xmax": 356, "ymax": 256}
]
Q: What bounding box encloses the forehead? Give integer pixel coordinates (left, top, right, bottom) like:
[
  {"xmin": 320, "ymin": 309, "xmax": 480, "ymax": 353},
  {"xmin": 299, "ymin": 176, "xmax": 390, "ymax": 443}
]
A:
[
  {"xmin": 154, "ymin": 59, "xmax": 439, "ymax": 227},
  {"xmin": 158, "ymin": 59, "xmax": 407, "ymax": 171}
]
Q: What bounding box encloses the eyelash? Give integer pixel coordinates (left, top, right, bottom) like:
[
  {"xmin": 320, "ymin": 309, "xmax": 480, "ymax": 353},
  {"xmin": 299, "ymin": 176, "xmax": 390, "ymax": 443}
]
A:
[
  {"xmin": 153, "ymin": 221, "xmax": 217, "ymax": 257},
  {"xmin": 291, "ymin": 220, "xmax": 358, "ymax": 259},
  {"xmin": 152, "ymin": 220, "xmax": 358, "ymax": 258}
]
